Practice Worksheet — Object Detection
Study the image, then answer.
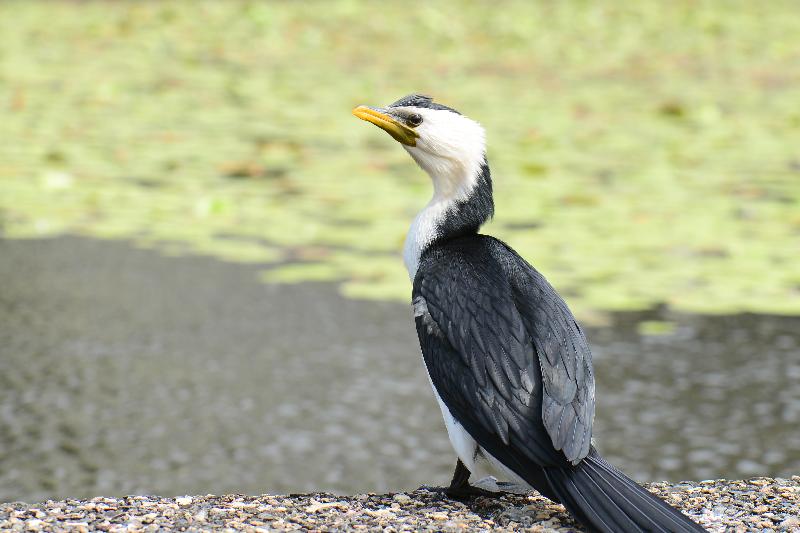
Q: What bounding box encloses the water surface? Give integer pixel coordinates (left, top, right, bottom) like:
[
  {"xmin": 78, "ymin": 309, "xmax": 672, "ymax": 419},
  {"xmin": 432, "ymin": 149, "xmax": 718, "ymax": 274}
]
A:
[{"xmin": 1, "ymin": 237, "xmax": 798, "ymax": 503}]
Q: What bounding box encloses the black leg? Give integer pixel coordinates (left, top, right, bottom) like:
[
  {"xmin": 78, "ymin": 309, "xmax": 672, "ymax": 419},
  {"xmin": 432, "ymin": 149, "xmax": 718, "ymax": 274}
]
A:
[
  {"xmin": 448, "ymin": 459, "xmax": 471, "ymax": 490},
  {"xmin": 444, "ymin": 459, "xmax": 502, "ymax": 499}
]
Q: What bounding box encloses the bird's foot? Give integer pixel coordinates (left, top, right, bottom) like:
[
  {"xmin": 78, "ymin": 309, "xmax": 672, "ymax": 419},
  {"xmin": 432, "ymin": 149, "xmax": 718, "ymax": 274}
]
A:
[
  {"xmin": 445, "ymin": 484, "xmax": 501, "ymax": 500},
  {"xmin": 419, "ymin": 460, "xmax": 526, "ymax": 500},
  {"xmin": 418, "ymin": 481, "xmax": 507, "ymax": 500},
  {"xmin": 417, "ymin": 484, "xmax": 499, "ymax": 499},
  {"xmin": 473, "ymin": 476, "xmax": 529, "ymax": 495}
]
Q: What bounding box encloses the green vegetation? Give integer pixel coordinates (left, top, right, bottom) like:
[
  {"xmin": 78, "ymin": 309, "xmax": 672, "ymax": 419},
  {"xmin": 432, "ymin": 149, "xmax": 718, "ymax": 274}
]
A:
[{"xmin": 1, "ymin": 1, "xmax": 798, "ymax": 318}]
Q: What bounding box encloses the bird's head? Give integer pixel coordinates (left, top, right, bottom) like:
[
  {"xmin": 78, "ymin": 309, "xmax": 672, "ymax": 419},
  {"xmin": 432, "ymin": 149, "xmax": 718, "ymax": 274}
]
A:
[{"xmin": 353, "ymin": 94, "xmax": 486, "ymax": 200}]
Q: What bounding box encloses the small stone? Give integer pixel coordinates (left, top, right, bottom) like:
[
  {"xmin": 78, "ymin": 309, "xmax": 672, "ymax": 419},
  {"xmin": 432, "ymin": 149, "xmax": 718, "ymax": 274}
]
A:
[
  {"xmin": 25, "ymin": 519, "xmax": 43, "ymax": 531},
  {"xmin": 305, "ymin": 501, "xmax": 346, "ymax": 513},
  {"xmin": 365, "ymin": 509, "xmax": 395, "ymax": 519},
  {"xmin": 779, "ymin": 516, "xmax": 800, "ymax": 529},
  {"xmin": 175, "ymin": 497, "xmax": 192, "ymax": 506},
  {"xmin": 392, "ymin": 494, "xmax": 412, "ymax": 504},
  {"xmin": 430, "ymin": 512, "xmax": 448, "ymax": 521}
]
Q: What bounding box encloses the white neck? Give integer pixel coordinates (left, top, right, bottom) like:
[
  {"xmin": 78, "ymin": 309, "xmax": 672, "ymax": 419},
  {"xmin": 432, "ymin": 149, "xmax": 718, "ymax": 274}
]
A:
[
  {"xmin": 402, "ymin": 162, "xmax": 483, "ymax": 279},
  {"xmin": 403, "ymin": 199, "xmax": 450, "ymax": 279},
  {"xmin": 396, "ymin": 106, "xmax": 488, "ymax": 279}
]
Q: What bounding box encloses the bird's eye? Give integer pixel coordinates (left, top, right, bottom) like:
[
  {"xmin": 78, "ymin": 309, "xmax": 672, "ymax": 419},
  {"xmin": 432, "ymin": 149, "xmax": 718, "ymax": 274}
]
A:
[{"xmin": 407, "ymin": 113, "xmax": 423, "ymax": 127}]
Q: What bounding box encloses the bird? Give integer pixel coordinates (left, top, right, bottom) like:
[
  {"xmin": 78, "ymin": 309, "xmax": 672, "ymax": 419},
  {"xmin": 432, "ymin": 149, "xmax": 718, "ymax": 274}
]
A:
[{"xmin": 353, "ymin": 94, "xmax": 706, "ymax": 533}]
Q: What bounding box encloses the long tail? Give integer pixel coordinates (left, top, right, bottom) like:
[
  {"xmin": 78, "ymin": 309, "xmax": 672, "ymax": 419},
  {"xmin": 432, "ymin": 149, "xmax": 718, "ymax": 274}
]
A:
[{"xmin": 542, "ymin": 449, "xmax": 706, "ymax": 532}]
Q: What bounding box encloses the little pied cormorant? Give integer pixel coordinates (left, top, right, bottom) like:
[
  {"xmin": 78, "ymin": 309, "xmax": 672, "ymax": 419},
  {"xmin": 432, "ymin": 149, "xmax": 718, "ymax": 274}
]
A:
[{"xmin": 353, "ymin": 94, "xmax": 705, "ymax": 533}]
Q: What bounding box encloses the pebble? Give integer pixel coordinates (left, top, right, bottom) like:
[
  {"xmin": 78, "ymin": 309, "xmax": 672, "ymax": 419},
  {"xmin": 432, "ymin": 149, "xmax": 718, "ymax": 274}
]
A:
[
  {"xmin": 780, "ymin": 516, "xmax": 800, "ymax": 529},
  {"xmin": 392, "ymin": 493, "xmax": 412, "ymax": 504},
  {"xmin": 0, "ymin": 478, "xmax": 797, "ymax": 532},
  {"xmin": 305, "ymin": 501, "xmax": 348, "ymax": 513}
]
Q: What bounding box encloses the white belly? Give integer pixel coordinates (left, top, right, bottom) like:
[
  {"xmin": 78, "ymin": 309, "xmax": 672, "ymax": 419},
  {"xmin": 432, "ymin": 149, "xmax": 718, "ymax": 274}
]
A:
[
  {"xmin": 427, "ymin": 376, "xmax": 529, "ymax": 488},
  {"xmin": 428, "ymin": 381, "xmax": 480, "ymax": 471}
]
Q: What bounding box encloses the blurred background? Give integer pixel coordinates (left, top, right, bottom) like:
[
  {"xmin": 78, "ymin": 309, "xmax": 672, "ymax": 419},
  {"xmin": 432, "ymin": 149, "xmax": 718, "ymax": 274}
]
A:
[{"xmin": 1, "ymin": 0, "xmax": 798, "ymax": 503}]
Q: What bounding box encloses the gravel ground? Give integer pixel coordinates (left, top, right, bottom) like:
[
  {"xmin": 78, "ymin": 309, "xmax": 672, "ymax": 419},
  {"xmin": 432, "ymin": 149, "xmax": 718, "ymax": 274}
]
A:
[{"xmin": 1, "ymin": 477, "xmax": 798, "ymax": 532}]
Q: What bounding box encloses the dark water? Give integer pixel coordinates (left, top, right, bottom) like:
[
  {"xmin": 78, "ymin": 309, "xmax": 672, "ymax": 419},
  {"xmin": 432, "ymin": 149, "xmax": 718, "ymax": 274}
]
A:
[{"xmin": 1, "ymin": 237, "xmax": 798, "ymax": 503}]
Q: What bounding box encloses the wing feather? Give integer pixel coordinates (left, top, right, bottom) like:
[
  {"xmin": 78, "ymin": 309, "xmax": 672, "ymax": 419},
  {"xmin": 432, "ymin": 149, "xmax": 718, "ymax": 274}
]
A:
[{"xmin": 414, "ymin": 237, "xmax": 595, "ymax": 468}]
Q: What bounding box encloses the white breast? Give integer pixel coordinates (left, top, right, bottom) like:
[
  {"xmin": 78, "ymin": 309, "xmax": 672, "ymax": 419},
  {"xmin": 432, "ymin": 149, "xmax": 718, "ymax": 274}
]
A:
[
  {"xmin": 403, "ymin": 200, "xmax": 450, "ymax": 279},
  {"xmin": 425, "ymin": 370, "xmax": 480, "ymax": 471},
  {"xmin": 426, "ymin": 370, "xmax": 531, "ymax": 487}
]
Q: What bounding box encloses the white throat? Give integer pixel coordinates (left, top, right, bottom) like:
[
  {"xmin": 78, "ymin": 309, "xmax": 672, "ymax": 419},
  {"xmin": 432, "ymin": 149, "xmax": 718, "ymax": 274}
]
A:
[
  {"xmin": 400, "ymin": 108, "xmax": 487, "ymax": 279},
  {"xmin": 403, "ymin": 148, "xmax": 484, "ymax": 281},
  {"xmin": 403, "ymin": 199, "xmax": 452, "ymax": 279}
]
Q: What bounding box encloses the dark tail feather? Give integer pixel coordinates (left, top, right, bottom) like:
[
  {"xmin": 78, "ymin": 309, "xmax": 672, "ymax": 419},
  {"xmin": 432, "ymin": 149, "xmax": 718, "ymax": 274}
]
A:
[{"xmin": 543, "ymin": 449, "xmax": 706, "ymax": 532}]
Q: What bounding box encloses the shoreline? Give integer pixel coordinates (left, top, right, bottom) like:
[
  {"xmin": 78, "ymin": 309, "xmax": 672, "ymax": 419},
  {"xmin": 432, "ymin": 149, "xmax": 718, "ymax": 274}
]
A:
[{"xmin": 2, "ymin": 477, "xmax": 798, "ymax": 532}]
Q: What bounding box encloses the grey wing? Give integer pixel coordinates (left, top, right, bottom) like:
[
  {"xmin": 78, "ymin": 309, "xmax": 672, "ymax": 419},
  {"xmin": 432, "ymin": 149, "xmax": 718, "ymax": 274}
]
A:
[
  {"xmin": 414, "ymin": 258, "xmax": 566, "ymax": 470},
  {"xmin": 414, "ymin": 242, "xmax": 595, "ymax": 469},
  {"xmin": 505, "ymin": 246, "xmax": 596, "ymax": 464}
]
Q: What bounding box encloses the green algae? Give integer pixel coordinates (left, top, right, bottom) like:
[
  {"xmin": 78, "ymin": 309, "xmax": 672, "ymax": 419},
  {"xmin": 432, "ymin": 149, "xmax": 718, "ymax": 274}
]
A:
[{"xmin": 1, "ymin": 0, "xmax": 798, "ymax": 318}]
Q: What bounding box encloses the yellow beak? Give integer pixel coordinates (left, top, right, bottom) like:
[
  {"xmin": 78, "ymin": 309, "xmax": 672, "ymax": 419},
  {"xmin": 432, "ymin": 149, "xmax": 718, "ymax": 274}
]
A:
[{"xmin": 352, "ymin": 105, "xmax": 419, "ymax": 146}]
